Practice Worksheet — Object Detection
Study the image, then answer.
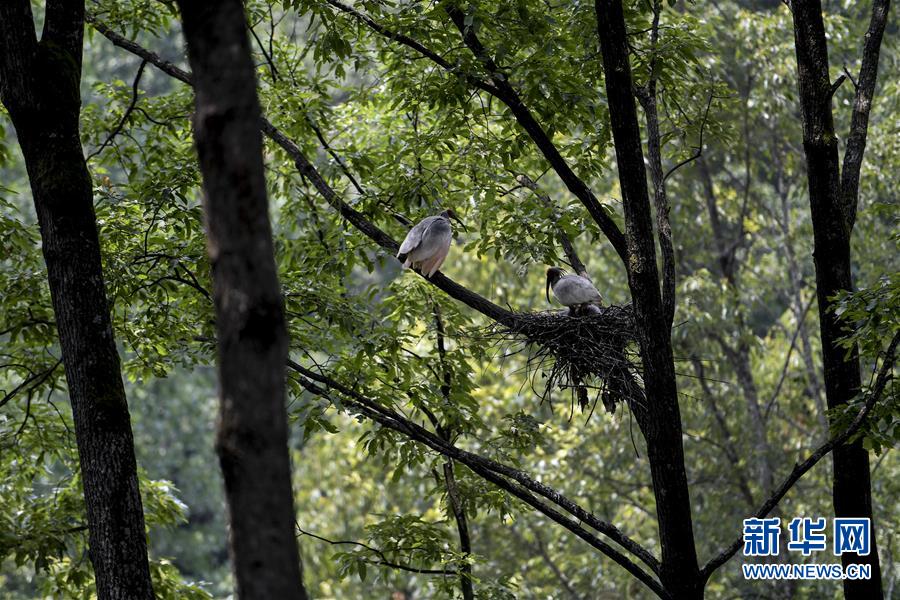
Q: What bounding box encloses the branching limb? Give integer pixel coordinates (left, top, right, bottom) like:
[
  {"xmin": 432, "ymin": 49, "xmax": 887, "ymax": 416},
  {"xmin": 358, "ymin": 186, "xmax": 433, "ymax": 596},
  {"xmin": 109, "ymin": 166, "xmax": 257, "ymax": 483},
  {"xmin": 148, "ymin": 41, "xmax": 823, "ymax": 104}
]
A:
[
  {"xmin": 516, "ymin": 174, "xmax": 588, "ymax": 278},
  {"xmin": 701, "ymin": 331, "xmax": 900, "ymax": 579},
  {"xmin": 0, "ymin": 358, "xmax": 62, "ymax": 409},
  {"xmin": 286, "ymin": 360, "xmax": 663, "ymax": 587},
  {"xmin": 87, "ymin": 60, "xmax": 147, "ymax": 161},
  {"xmin": 635, "ymin": 1, "xmax": 675, "ymax": 328},
  {"xmin": 322, "ymin": 0, "xmax": 627, "ymax": 261},
  {"xmin": 86, "ymin": 16, "xmax": 518, "ymax": 326},
  {"xmin": 840, "ymin": 0, "xmax": 890, "ymax": 230},
  {"xmin": 432, "ymin": 305, "xmax": 475, "ymax": 600},
  {"xmin": 442, "ymin": 3, "xmax": 627, "ymax": 262},
  {"xmin": 296, "ymin": 525, "xmax": 457, "ymax": 576}
]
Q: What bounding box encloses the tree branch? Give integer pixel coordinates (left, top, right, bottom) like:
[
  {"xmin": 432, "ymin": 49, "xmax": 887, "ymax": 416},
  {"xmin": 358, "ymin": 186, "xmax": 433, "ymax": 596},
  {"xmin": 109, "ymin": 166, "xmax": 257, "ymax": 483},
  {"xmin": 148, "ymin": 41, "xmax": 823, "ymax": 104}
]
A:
[
  {"xmin": 87, "ymin": 59, "xmax": 148, "ymax": 161},
  {"xmin": 324, "ymin": 0, "xmax": 628, "ymax": 262},
  {"xmin": 86, "ymin": 16, "xmax": 519, "ymax": 327},
  {"xmin": 296, "ymin": 525, "xmax": 457, "ymax": 576},
  {"xmin": 0, "ymin": 0, "xmax": 38, "ymax": 112},
  {"xmin": 0, "ymin": 359, "xmax": 62, "ymax": 409},
  {"xmin": 515, "ymin": 174, "xmax": 588, "ymax": 278},
  {"xmin": 443, "ymin": 3, "xmax": 628, "ymax": 263},
  {"xmin": 323, "ymin": 0, "xmax": 501, "ymax": 96},
  {"xmin": 701, "ymin": 331, "xmax": 900, "ymax": 579},
  {"xmin": 286, "ymin": 359, "xmax": 665, "ymax": 594},
  {"xmin": 839, "ymin": 0, "xmax": 890, "ymax": 231},
  {"xmin": 636, "ymin": 0, "xmax": 675, "ymax": 328}
]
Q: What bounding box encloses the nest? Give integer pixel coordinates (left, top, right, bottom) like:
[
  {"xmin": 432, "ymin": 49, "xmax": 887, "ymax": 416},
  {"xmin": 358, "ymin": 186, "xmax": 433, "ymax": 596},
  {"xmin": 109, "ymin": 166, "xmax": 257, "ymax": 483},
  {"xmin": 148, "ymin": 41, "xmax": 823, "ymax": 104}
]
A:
[{"xmin": 486, "ymin": 304, "xmax": 644, "ymax": 420}]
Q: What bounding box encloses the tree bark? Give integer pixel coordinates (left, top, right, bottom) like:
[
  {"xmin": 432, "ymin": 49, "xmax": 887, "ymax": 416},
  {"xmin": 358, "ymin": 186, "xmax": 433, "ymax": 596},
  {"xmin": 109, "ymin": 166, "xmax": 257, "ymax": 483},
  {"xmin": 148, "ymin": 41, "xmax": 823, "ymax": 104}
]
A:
[
  {"xmin": 790, "ymin": 0, "xmax": 887, "ymax": 596},
  {"xmin": 174, "ymin": 1, "xmax": 308, "ymax": 598},
  {"xmin": 595, "ymin": 1, "xmax": 701, "ymax": 597},
  {"xmin": 0, "ymin": 2, "xmax": 154, "ymax": 598}
]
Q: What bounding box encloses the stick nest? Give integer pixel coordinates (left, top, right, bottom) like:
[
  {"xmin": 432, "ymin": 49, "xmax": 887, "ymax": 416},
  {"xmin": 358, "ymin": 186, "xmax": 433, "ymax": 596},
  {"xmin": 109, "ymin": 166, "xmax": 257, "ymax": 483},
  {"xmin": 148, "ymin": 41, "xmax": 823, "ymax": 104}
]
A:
[{"xmin": 486, "ymin": 304, "xmax": 644, "ymax": 418}]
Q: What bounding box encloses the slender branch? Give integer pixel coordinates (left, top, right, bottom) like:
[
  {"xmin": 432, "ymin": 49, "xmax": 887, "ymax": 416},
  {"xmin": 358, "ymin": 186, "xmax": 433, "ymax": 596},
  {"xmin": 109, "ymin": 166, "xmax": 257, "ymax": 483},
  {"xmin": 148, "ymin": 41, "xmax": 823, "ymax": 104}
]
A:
[
  {"xmin": 763, "ymin": 296, "xmax": 816, "ymax": 420},
  {"xmin": 87, "ymin": 60, "xmax": 147, "ymax": 161},
  {"xmin": 296, "ymin": 525, "xmax": 456, "ymax": 576},
  {"xmin": 516, "ymin": 174, "xmax": 588, "ymax": 278},
  {"xmin": 323, "ymin": 0, "xmax": 501, "ymax": 96},
  {"xmin": 636, "ymin": 0, "xmax": 675, "ymax": 328},
  {"xmin": 249, "ymin": 24, "xmax": 279, "ymax": 82},
  {"xmin": 433, "ymin": 305, "xmax": 474, "ymax": 600},
  {"xmin": 307, "ymin": 116, "xmax": 364, "ymax": 196},
  {"xmin": 689, "ymin": 356, "xmax": 755, "ymax": 507},
  {"xmin": 0, "ymin": 359, "xmax": 62, "ymax": 409},
  {"xmin": 662, "ymin": 92, "xmax": 714, "ymax": 183},
  {"xmin": 701, "ymin": 331, "xmax": 900, "ymax": 579}
]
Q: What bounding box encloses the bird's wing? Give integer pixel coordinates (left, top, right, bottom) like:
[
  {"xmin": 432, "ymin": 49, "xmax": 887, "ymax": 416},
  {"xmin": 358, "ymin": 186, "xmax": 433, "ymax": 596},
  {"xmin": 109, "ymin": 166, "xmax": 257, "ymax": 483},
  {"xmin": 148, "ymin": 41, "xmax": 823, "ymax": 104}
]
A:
[
  {"xmin": 398, "ymin": 217, "xmax": 435, "ymax": 256},
  {"xmin": 555, "ymin": 276, "xmax": 602, "ymax": 305},
  {"xmin": 415, "ymin": 218, "xmax": 451, "ymax": 256}
]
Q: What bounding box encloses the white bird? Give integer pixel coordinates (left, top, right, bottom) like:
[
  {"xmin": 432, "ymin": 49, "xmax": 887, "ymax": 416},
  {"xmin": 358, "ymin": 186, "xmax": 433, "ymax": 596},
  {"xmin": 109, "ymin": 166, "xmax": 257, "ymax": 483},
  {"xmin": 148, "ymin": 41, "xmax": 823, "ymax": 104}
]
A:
[
  {"xmin": 397, "ymin": 209, "xmax": 463, "ymax": 278},
  {"xmin": 546, "ymin": 267, "xmax": 603, "ymax": 313}
]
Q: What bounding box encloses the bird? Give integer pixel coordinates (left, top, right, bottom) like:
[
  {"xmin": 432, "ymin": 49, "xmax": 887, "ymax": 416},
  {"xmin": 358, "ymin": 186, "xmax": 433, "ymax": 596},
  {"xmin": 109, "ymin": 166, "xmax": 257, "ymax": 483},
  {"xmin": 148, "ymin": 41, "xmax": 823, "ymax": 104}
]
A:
[
  {"xmin": 545, "ymin": 267, "xmax": 603, "ymax": 314},
  {"xmin": 397, "ymin": 209, "xmax": 464, "ymax": 278}
]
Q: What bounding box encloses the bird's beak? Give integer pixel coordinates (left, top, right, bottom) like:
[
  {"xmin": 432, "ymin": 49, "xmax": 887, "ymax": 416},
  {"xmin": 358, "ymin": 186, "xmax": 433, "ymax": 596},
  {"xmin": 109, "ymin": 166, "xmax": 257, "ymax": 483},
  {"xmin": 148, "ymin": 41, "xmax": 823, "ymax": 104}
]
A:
[
  {"xmin": 545, "ymin": 277, "xmax": 552, "ymax": 304},
  {"xmin": 449, "ymin": 213, "xmax": 468, "ymax": 233}
]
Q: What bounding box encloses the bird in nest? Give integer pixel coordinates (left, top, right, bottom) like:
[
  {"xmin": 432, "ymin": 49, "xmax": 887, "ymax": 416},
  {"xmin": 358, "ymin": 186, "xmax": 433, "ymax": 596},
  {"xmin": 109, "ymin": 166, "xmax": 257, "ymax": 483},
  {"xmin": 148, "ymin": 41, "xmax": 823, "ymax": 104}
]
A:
[
  {"xmin": 396, "ymin": 209, "xmax": 465, "ymax": 278},
  {"xmin": 545, "ymin": 267, "xmax": 604, "ymax": 315}
]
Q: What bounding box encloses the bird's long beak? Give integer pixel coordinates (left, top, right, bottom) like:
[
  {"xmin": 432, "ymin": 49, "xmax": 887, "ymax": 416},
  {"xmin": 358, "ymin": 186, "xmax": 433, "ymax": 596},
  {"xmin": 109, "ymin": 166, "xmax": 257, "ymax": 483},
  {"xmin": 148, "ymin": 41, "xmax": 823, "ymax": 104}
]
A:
[
  {"xmin": 545, "ymin": 277, "xmax": 552, "ymax": 304},
  {"xmin": 449, "ymin": 213, "xmax": 468, "ymax": 233}
]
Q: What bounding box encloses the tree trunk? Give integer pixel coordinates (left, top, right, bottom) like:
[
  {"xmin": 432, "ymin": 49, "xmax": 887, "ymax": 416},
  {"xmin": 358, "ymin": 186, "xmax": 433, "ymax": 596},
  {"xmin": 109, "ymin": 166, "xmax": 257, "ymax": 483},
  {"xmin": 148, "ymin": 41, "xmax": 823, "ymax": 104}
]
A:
[
  {"xmin": 0, "ymin": 2, "xmax": 154, "ymax": 598},
  {"xmin": 174, "ymin": 1, "xmax": 308, "ymax": 598},
  {"xmin": 790, "ymin": 0, "xmax": 884, "ymax": 597},
  {"xmin": 595, "ymin": 1, "xmax": 701, "ymax": 597}
]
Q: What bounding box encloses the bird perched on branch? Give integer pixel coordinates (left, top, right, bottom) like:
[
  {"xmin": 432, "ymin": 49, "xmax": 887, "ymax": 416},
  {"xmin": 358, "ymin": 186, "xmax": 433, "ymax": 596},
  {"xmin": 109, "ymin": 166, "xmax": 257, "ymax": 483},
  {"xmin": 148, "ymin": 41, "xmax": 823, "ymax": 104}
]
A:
[
  {"xmin": 397, "ymin": 209, "xmax": 464, "ymax": 278},
  {"xmin": 545, "ymin": 267, "xmax": 603, "ymax": 315}
]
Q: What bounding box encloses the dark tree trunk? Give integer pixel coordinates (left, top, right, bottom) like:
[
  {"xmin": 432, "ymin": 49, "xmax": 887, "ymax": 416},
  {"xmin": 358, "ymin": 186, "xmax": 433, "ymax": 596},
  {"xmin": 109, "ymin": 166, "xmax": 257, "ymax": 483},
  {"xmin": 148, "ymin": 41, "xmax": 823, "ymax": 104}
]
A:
[
  {"xmin": 0, "ymin": 2, "xmax": 154, "ymax": 598},
  {"xmin": 790, "ymin": 0, "xmax": 886, "ymax": 597},
  {"xmin": 594, "ymin": 1, "xmax": 701, "ymax": 598},
  {"xmin": 174, "ymin": 2, "xmax": 308, "ymax": 598}
]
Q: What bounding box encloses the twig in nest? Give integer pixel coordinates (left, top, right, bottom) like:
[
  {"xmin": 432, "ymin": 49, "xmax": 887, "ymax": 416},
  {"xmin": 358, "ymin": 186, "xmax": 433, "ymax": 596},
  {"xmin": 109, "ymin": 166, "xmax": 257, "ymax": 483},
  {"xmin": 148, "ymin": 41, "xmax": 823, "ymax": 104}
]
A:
[{"xmin": 482, "ymin": 305, "xmax": 644, "ymax": 421}]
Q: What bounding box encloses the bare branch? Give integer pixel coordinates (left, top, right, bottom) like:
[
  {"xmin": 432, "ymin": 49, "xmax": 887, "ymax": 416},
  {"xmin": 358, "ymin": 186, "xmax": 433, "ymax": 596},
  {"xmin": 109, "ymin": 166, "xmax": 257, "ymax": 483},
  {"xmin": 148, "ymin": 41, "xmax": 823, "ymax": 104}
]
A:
[{"xmin": 662, "ymin": 92, "xmax": 714, "ymax": 183}]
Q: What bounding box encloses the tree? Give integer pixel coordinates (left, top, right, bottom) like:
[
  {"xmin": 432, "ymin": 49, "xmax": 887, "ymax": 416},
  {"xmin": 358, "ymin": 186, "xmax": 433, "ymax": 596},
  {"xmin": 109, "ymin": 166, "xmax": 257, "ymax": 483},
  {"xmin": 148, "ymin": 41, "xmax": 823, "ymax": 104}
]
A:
[
  {"xmin": 174, "ymin": 1, "xmax": 308, "ymax": 598},
  {"xmin": 789, "ymin": 0, "xmax": 890, "ymax": 596},
  {"xmin": 0, "ymin": 2, "xmax": 154, "ymax": 598}
]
